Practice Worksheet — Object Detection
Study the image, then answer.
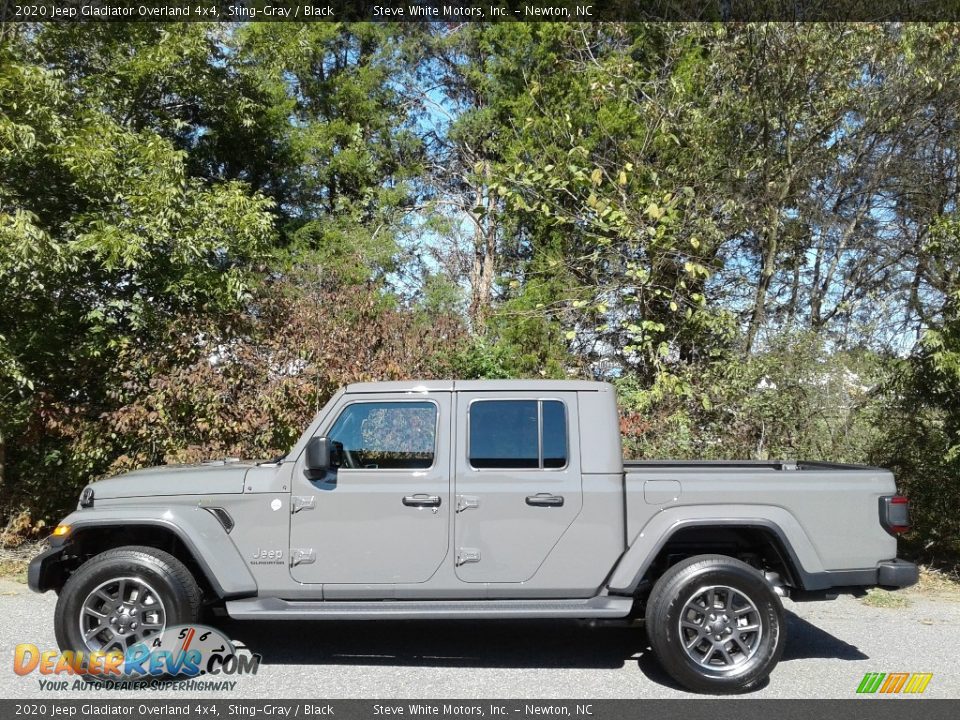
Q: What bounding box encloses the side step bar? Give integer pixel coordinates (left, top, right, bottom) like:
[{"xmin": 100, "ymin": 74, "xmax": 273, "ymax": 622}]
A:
[{"xmin": 225, "ymin": 596, "xmax": 633, "ymax": 621}]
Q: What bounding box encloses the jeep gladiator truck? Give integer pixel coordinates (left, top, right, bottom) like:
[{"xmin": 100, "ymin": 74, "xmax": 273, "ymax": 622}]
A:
[{"xmin": 30, "ymin": 380, "xmax": 917, "ymax": 692}]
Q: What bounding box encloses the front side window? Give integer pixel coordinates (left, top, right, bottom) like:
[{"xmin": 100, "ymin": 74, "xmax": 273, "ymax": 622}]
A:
[
  {"xmin": 328, "ymin": 401, "xmax": 437, "ymax": 470},
  {"xmin": 469, "ymin": 399, "xmax": 568, "ymax": 470}
]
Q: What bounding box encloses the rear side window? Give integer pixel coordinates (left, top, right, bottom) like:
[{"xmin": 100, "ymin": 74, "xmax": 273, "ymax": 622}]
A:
[
  {"xmin": 541, "ymin": 400, "xmax": 568, "ymax": 468},
  {"xmin": 469, "ymin": 399, "xmax": 568, "ymax": 470},
  {"xmin": 328, "ymin": 401, "xmax": 437, "ymax": 470}
]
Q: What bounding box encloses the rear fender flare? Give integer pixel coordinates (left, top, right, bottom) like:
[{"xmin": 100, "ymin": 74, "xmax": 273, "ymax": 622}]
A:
[{"xmin": 606, "ymin": 505, "xmax": 825, "ymax": 593}]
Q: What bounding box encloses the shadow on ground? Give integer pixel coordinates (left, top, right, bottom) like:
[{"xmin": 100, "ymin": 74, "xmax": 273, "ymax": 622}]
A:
[
  {"xmin": 781, "ymin": 611, "xmax": 868, "ymax": 661},
  {"xmin": 220, "ymin": 618, "xmax": 644, "ymax": 670},
  {"xmin": 217, "ymin": 608, "xmax": 866, "ymax": 687}
]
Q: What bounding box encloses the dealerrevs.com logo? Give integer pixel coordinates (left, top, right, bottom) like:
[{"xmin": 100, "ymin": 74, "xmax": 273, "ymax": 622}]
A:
[
  {"xmin": 13, "ymin": 625, "xmax": 261, "ymax": 691},
  {"xmin": 856, "ymin": 672, "xmax": 933, "ymax": 694}
]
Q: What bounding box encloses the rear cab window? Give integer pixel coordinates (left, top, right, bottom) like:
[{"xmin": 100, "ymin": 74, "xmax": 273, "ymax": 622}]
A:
[{"xmin": 469, "ymin": 399, "xmax": 568, "ymax": 470}]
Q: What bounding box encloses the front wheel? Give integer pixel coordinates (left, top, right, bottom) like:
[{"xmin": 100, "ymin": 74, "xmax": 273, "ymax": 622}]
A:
[
  {"xmin": 55, "ymin": 546, "xmax": 201, "ymax": 656},
  {"xmin": 645, "ymin": 554, "xmax": 785, "ymax": 694}
]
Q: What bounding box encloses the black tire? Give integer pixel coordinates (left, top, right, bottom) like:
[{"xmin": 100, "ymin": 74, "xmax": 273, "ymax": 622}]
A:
[
  {"xmin": 55, "ymin": 545, "xmax": 201, "ymax": 659},
  {"xmin": 645, "ymin": 554, "xmax": 785, "ymax": 694}
]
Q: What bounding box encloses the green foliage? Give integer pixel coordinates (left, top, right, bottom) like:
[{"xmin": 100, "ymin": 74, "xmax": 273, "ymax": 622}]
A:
[
  {"xmin": 618, "ymin": 334, "xmax": 887, "ymax": 465},
  {"xmin": 489, "ymin": 256, "xmax": 577, "ymax": 379},
  {"xmin": 444, "ymin": 338, "xmax": 519, "ymax": 381},
  {"xmin": 236, "ymin": 23, "xmax": 425, "ymax": 253},
  {"xmin": 0, "ymin": 30, "xmax": 276, "ymax": 520},
  {"xmin": 472, "ymin": 25, "xmax": 730, "ymax": 378},
  {"xmin": 874, "ymin": 300, "xmax": 960, "ymax": 559},
  {"xmin": 418, "ymin": 273, "xmax": 466, "ymax": 320}
]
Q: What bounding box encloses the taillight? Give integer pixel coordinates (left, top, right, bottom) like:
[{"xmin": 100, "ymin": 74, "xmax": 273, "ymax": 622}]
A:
[{"xmin": 879, "ymin": 495, "xmax": 910, "ymax": 536}]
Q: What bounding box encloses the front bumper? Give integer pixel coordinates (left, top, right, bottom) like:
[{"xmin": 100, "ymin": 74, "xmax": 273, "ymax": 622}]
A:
[{"xmin": 27, "ymin": 545, "xmax": 66, "ymax": 593}]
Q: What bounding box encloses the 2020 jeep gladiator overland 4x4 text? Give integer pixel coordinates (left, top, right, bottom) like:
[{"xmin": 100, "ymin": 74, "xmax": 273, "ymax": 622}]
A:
[{"xmin": 30, "ymin": 380, "xmax": 918, "ymax": 692}]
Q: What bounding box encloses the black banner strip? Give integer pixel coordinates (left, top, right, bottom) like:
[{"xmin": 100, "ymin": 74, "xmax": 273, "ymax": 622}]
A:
[
  {"xmin": 3, "ymin": 1, "xmax": 960, "ymax": 24},
  {"xmin": 1, "ymin": 700, "xmax": 959, "ymax": 720}
]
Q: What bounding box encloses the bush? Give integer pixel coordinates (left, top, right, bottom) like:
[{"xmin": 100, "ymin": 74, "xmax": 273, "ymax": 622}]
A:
[
  {"xmin": 616, "ymin": 333, "xmax": 888, "ymax": 464},
  {"xmin": 872, "ymin": 308, "xmax": 960, "ymax": 561},
  {"xmin": 1, "ymin": 277, "xmax": 467, "ymax": 525}
]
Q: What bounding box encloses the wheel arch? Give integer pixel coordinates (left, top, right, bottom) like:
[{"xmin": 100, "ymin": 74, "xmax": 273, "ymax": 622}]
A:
[
  {"xmin": 42, "ymin": 508, "xmax": 257, "ymax": 600},
  {"xmin": 607, "ymin": 508, "xmax": 825, "ymax": 595},
  {"xmin": 638, "ymin": 523, "xmax": 804, "ymax": 589}
]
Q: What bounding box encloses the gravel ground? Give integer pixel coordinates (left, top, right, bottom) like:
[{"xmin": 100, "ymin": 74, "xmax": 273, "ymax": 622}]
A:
[{"xmin": 1, "ymin": 578, "xmax": 957, "ymax": 699}]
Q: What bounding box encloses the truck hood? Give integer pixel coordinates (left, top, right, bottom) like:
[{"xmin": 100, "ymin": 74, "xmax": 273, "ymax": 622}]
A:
[{"xmin": 88, "ymin": 462, "xmax": 255, "ymax": 500}]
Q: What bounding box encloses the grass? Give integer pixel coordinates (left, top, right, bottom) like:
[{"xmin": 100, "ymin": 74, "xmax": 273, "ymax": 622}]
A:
[
  {"xmin": 859, "ymin": 565, "xmax": 960, "ymax": 608},
  {"xmin": 861, "ymin": 587, "xmax": 911, "ymax": 608},
  {"xmin": 0, "ymin": 557, "xmax": 29, "ymax": 584},
  {"xmin": 912, "ymin": 565, "xmax": 960, "ymax": 600},
  {"xmin": 0, "ymin": 540, "xmax": 44, "ymax": 584}
]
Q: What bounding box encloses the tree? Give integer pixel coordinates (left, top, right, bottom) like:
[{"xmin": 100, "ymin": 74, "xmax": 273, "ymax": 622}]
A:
[
  {"xmin": 481, "ymin": 24, "xmax": 728, "ymax": 378},
  {"xmin": 422, "ymin": 24, "xmax": 525, "ymax": 332},
  {"xmin": 0, "ymin": 28, "xmax": 275, "ymax": 518},
  {"xmin": 0, "ymin": 21, "xmax": 444, "ymax": 523},
  {"xmin": 703, "ymin": 24, "xmax": 960, "ymax": 353},
  {"xmin": 94, "ymin": 275, "xmax": 465, "ymax": 480},
  {"xmin": 877, "ymin": 300, "xmax": 960, "ymax": 560},
  {"xmin": 235, "ymin": 23, "xmax": 426, "ymax": 279}
]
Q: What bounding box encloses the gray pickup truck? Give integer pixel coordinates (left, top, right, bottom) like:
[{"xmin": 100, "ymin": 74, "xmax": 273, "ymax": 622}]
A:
[{"xmin": 30, "ymin": 380, "xmax": 917, "ymax": 692}]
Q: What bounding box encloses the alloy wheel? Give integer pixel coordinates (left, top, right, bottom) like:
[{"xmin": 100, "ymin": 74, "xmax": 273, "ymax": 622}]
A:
[{"xmin": 78, "ymin": 576, "xmax": 166, "ymax": 652}]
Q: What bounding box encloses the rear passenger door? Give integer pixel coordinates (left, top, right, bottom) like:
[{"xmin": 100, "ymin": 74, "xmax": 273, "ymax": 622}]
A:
[{"xmin": 453, "ymin": 392, "xmax": 582, "ymax": 583}]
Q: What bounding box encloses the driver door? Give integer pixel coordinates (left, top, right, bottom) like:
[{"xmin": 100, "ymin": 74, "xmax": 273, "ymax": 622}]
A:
[{"xmin": 289, "ymin": 392, "xmax": 451, "ymax": 587}]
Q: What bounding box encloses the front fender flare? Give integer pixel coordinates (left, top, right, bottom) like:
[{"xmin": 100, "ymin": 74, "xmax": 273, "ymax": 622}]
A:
[
  {"xmin": 56, "ymin": 505, "xmax": 258, "ymax": 599},
  {"xmin": 606, "ymin": 505, "xmax": 826, "ymax": 594}
]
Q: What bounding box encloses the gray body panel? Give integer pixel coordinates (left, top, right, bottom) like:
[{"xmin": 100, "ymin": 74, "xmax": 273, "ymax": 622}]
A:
[
  {"xmin": 288, "ymin": 391, "xmax": 453, "ymax": 586},
  {"xmin": 224, "ymin": 596, "xmax": 632, "ymax": 620},
  {"xmin": 38, "ymin": 379, "xmax": 910, "ymax": 618},
  {"xmin": 57, "ymin": 503, "xmax": 257, "ymax": 598},
  {"xmin": 604, "ymin": 463, "xmax": 897, "ymax": 593},
  {"xmin": 644, "ymin": 467, "xmax": 894, "ymax": 569},
  {"xmin": 89, "ymin": 463, "xmax": 251, "ymax": 499}
]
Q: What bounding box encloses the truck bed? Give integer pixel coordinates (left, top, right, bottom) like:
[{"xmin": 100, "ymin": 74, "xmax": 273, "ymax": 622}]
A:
[
  {"xmin": 620, "ymin": 458, "xmax": 898, "ymax": 577},
  {"xmin": 623, "ymin": 459, "xmax": 882, "ymax": 472}
]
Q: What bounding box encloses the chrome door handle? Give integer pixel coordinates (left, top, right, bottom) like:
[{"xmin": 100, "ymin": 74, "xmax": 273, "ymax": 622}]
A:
[
  {"xmin": 403, "ymin": 494, "xmax": 442, "ymax": 508},
  {"xmin": 526, "ymin": 493, "xmax": 564, "ymax": 507}
]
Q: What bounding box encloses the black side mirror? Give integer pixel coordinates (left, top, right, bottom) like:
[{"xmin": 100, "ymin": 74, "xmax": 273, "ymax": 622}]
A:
[
  {"xmin": 305, "ymin": 436, "xmax": 331, "ymax": 472},
  {"xmin": 305, "ymin": 436, "xmax": 343, "ymax": 473}
]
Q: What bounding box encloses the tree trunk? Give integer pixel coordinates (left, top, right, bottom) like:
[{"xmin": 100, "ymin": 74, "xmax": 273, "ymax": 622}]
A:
[
  {"xmin": 469, "ymin": 228, "xmax": 495, "ymax": 331},
  {"xmin": 0, "ymin": 428, "xmax": 5, "ymax": 494},
  {"xmin": 744, "ymin": 224, "xmax": 779, "ymax": 356},
  {"xmin": 785, "ymin": 253, "xmax": 801, "ymax": 330},
  {"xmin": 468, "ymin": 163, "xmax": 496, "ymax": 332},
  {"xmin": 809, "ymin": 241, "xmax": 824, "ymax": 329}
]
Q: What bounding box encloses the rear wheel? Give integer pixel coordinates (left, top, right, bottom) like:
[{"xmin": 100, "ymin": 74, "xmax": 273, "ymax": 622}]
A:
[
  {"xmin": 645, "ymin": 554, "xmax": 785, "ymax": 694},
  {"xmin": 55, "ymin": 546, "xmax": 201, "ymax": 657}
]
